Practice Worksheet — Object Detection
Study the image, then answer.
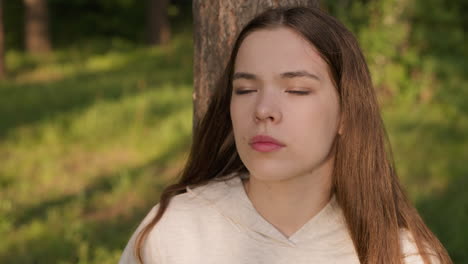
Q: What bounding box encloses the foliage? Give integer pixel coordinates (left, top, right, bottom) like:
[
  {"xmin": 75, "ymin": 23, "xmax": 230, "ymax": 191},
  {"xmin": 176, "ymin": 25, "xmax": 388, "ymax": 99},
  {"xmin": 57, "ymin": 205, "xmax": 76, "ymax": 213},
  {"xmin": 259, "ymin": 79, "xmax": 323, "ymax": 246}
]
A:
[{"xmin": 3, "ymin": 0, "xmax": 192, "ymax": 50}]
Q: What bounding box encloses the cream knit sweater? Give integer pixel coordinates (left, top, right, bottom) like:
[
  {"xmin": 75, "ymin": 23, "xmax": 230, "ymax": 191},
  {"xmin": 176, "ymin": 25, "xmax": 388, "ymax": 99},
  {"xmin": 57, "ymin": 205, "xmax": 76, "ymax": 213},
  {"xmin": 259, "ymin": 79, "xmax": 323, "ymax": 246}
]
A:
[{"xmin": 119, "ymin": 172, "xmax": 435, "ymax": 264}]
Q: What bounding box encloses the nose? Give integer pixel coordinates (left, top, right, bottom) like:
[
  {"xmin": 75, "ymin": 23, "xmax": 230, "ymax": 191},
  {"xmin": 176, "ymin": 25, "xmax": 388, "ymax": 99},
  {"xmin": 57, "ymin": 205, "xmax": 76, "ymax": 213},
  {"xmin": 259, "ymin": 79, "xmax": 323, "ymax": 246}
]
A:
[{"xmin": 254, "ymin": 91, "xmax": 282, "ymax": 124}]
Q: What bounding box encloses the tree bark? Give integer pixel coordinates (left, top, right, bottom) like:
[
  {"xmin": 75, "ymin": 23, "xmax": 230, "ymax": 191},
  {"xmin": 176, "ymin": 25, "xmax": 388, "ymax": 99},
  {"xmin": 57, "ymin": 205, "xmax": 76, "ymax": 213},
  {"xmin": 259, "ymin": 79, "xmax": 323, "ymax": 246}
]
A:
[
  {"xmin": 192, "ymin": 0, "xmax": 320, "ymax": 128},
  {"xmin": 0, "ymin": 0, "xmax": 5, "ymax": 79},
  {"xmin": 147, "ymin": 0, "xmax": 171, "ymax": 45},
  {"xmin": 24, "ymin": 0, "xmax": 51, "ymax": 54}
]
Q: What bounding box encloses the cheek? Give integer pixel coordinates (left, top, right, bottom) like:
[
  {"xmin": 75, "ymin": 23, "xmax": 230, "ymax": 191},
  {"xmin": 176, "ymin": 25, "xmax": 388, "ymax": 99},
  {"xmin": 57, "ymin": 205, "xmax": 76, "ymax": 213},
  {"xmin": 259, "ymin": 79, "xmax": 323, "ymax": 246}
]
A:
[
  {"xmin": 230, "ymin": 102, "xmax": 241, "ymax": 130},
  {"xmin": 287, "ymin": 98, "xmax": 339, "ymax": 147},
  {"xmin": 230, "ymin": 101, "xmax": 249, "ymax": 140}
]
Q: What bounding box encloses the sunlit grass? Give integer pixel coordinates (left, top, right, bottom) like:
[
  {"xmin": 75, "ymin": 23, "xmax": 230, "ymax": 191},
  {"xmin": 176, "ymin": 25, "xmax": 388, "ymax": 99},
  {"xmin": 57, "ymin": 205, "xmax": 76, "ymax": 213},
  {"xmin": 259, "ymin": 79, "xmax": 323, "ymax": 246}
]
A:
[{"xmin": 0, "ymin": 33, "xmax": 193, "ymax": 263}]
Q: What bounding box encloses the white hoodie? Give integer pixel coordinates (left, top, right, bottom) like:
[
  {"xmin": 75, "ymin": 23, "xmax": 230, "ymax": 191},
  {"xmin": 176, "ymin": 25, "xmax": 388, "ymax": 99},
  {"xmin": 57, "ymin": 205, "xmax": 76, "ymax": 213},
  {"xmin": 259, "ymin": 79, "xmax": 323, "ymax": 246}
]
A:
[{"xmin": 119, "ymin": 172, "xmax": 432, "ymax": 264}]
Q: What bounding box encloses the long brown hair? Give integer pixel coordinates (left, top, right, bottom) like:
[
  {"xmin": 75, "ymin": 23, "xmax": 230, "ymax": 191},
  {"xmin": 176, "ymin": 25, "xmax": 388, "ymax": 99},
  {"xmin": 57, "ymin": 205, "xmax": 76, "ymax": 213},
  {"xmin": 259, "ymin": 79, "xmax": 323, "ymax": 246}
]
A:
[{"xmin": 134, "ymin": 6, "xmax": 452, "ymax": 264}]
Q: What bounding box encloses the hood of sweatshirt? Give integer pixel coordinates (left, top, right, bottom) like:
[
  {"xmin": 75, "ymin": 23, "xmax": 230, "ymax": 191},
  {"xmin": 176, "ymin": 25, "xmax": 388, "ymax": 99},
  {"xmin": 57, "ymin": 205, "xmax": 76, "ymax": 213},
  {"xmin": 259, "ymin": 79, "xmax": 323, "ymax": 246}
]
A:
[{"xmin": 185, "ymin": 171, "xmax": 348, "ymax": 249}]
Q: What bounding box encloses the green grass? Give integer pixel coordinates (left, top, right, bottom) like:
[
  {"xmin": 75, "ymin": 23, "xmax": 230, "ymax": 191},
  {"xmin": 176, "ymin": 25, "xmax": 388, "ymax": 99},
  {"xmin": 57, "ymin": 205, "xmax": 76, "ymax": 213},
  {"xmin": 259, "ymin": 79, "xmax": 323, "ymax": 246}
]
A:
[
  {"xmin": 0, "ymin": 29, "xmax": 466, "ymax": 263},
  {"xmin": 0, "ymin": 33, "xmax": 193, "ymax": 263}
]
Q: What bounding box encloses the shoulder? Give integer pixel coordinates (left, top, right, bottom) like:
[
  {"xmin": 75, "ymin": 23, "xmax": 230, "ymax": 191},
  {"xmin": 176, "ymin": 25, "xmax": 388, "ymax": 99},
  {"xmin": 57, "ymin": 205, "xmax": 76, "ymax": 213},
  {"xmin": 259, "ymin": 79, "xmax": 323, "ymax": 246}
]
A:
[
  {"xmin": 118, "ymin": 203, "xmax": 161, "ymax": 264},
  {"xmin": 399, "ymin": 229, "xmax": 441, "ymax": 264},
  {"xmin": 118, "ymin": 194, "xmax": 203, "ymax": 263},
  {"xmin": 118, "ymin": 182, "xmax": 230, "ymax": 264}
]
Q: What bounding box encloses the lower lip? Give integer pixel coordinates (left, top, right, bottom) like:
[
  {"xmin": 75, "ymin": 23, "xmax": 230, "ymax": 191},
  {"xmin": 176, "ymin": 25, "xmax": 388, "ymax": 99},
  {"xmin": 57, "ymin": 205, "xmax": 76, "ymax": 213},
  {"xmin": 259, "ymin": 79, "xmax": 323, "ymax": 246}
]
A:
[{"xmin": 250, "ymin": 142, "xmax": 284, "ymax": 152}]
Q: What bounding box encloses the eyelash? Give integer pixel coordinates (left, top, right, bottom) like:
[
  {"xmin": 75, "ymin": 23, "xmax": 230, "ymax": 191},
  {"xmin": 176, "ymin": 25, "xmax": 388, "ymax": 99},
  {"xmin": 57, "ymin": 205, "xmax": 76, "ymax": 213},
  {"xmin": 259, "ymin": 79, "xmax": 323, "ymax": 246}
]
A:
[
  {"xmin": 234, "ymin": 90, "xmax": 310, "ymax": 95},
  {"xmin": 234, "ymin": 90, "xmax": 255, "ymax": 95},
  {"xmin": 287, "ymin": 90, "xmax": 310, "ymax": 95}
]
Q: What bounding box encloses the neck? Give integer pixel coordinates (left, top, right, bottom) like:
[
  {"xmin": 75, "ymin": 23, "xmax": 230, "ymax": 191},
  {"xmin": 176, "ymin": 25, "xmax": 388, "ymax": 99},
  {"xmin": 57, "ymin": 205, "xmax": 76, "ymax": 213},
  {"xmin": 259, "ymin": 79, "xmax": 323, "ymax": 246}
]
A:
[{"xmin": 242, "ymin": 158, "xmax": 334, "ymax": 238}]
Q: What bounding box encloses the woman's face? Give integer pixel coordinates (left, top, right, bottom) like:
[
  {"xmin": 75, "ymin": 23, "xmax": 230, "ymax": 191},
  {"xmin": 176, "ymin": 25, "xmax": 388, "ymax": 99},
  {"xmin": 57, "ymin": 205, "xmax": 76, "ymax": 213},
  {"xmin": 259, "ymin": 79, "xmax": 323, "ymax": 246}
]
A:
[{"xmin": 230, "ymin": 27, "xmax": 342, "ymax": 182}]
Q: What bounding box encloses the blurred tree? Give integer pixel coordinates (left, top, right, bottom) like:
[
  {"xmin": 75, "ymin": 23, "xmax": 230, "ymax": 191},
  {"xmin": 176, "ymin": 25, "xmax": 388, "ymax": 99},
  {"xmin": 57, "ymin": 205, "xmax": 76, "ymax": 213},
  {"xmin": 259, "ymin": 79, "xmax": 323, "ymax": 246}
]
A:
[
  {"xmin": 0, "ymin": 0, "xmax": 5, "ymax": 79},
  {"xmin": 192, "ymin": 0, "xmax": 319, "ymax": 129},
  {"xmin": 24, "ymin": 0, "xmax": 51, "ymax": 54},
  {"xmin": 147, "ymin": 0, "xmax": 171, "ymax": 45}
]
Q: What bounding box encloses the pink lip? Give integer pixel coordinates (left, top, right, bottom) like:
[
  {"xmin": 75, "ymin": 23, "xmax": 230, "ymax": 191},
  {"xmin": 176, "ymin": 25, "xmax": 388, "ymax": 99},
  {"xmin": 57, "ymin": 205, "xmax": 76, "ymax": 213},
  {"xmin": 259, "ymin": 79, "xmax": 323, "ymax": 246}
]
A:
[{"xmin": 249, "ymin": 135, "xmax": 285, "ymax": 152}]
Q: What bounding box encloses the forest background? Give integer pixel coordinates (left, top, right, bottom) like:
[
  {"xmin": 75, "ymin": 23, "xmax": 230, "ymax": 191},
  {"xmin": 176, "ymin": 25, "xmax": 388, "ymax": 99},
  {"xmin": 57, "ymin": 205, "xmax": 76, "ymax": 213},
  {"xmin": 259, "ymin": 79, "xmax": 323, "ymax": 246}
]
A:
[{"xmin": 0, "ymin": 0, "xmax": 466, "ymax": 263}]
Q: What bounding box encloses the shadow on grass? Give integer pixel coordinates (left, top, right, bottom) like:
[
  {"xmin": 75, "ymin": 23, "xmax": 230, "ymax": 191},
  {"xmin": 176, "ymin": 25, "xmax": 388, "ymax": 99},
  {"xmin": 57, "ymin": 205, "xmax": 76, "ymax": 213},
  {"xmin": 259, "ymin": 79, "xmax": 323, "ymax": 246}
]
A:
[
  {"xmin": 0, "ymin": 32, "xmax": 194, "ymax": 263},
  {"xmin": 0, "ymin": 36, "xmax": 193, "ymax": 140},
  {"xmin": 13, "ymin": 129, "xmax": 189, "ymax": 227},
  {"xmin": 1, "ymin": 130, "xmax": 191, "ymax": 263}
]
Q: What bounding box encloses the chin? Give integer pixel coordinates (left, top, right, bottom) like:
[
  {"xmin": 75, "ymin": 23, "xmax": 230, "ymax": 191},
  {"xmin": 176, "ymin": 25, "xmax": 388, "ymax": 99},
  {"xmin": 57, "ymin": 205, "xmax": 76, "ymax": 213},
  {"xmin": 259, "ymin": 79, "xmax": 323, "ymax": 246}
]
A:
[{"xmin": 246, "ymin": 165, "xmax": 294, "ymax": 182}]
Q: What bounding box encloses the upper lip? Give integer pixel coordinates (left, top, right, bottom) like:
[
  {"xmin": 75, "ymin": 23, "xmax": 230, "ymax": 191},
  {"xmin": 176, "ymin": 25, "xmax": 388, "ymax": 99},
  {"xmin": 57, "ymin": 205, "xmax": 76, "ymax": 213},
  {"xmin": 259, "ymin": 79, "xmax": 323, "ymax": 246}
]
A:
[{"xmin": 249, "ymin": 135, "xmax": 286, "ymax": 146}]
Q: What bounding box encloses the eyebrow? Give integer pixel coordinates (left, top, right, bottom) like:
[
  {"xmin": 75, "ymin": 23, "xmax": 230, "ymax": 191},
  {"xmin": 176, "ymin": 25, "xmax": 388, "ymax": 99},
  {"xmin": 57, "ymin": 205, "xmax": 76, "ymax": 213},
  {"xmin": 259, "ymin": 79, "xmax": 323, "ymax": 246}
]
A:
[{"xmin": 232, "ymin": 70, "xmax": 320, "ymax": 81}]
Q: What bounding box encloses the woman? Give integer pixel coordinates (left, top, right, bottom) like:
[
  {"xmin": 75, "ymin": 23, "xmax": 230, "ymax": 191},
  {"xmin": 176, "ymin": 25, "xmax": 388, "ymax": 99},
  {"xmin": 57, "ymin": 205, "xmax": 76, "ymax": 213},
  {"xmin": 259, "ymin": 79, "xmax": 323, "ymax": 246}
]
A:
[{"xmin": 119, "ymin": 6, "xmax": 452, "ymax": 264}]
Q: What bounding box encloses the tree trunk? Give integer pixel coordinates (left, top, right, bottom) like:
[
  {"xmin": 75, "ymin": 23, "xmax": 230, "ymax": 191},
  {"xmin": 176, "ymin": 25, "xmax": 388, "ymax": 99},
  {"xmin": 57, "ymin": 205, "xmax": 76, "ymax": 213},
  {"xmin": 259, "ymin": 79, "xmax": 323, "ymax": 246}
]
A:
[
  {"xmin": 192, "ymin": 0, "xmax": 320, "ymax": 129},
  {"xmin": 24, "ymin": 0, "xmax": 51, "ymax": 54},
  {"xmin": 0, "ymin": 0, "xmax": 5, "ymax": 79},
  {"xmin": 147, "ymin": 0, "xmax": 171, "ymax": 45}
]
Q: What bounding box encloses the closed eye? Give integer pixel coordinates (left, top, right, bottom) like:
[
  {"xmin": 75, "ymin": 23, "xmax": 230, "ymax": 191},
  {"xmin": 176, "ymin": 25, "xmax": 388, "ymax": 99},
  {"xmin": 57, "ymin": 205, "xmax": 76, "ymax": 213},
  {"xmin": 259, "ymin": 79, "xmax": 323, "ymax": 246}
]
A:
[
  {"xmin": 234, "ymin": 89, "xmax": 257, "ymax": 95},
  {"xmin": 287, "ymin": 90, "xmax": 310, "ymax": 95},
  {"xmin": 234, "ymin": 89, "xmax": 310, "ymax": 95}
]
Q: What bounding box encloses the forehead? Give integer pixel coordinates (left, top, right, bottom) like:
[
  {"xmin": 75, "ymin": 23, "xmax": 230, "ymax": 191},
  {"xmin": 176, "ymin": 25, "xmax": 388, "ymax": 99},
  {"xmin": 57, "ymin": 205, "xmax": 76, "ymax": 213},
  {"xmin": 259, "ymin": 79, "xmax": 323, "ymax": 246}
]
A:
[{"xmin": 234, "ymin": 27, "xmax": 328, "ymax": 75}]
